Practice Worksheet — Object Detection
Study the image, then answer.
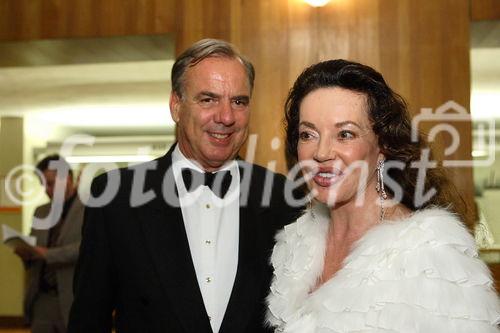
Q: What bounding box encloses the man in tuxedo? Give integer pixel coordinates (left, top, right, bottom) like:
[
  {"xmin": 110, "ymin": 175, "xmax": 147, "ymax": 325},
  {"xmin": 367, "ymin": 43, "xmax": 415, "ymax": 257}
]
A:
[{"xmin": 68, "ymin": 39, "xmax": 303, "ymax": 333}]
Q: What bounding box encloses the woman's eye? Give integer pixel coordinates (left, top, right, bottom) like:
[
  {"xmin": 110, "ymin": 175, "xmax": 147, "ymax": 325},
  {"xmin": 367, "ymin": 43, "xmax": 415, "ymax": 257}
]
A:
[
  {"xmin": 299, "ymin": 131, "xmax": 314, "ymax": 141},
  {"xmin": 338, "ymin": 130, "xmax": 355, "ymax": 140}
]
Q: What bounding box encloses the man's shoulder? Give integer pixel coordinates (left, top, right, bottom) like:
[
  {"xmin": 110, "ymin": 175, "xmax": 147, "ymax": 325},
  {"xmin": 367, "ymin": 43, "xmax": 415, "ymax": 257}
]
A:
[
  {"xmin": 238, "ymin": 160, "xmax": 288, "ymax": 184},
  {"xmin": 238, "ymin": 160, "xmax": 305, "ymax": 214},
  {"xmin": 90, "ymin": 155, "xmax": 169, "ymax": 191},
  {"xmin": 34, "ymin": 202, "xmax": 52, "ymax": 217}
]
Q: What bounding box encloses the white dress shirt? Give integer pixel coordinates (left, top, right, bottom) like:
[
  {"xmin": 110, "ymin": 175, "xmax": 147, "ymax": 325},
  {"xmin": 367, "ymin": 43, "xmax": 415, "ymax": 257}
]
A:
[{"xmin": 171, "ymin": 145, "xmax": 239, "ymax": 333}]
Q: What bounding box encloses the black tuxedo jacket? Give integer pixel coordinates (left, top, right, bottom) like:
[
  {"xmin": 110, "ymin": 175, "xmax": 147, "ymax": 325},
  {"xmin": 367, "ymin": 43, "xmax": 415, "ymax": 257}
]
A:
[{"xmin": 68, "ymin": 146, "xmax": 303, "ymax": 333}]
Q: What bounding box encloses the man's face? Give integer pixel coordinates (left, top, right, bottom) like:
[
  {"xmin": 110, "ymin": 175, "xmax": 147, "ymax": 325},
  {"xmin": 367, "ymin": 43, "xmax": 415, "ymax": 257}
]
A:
[
  {"xmin": 41, "ymin": 170, "xmax": 74, "ymax": 201},
  {"xmin": 170, "ymin": 57, "xmax": 251, "ymax": 171}
]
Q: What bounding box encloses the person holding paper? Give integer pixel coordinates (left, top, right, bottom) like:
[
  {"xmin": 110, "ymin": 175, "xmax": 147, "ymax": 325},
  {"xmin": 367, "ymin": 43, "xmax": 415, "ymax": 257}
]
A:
[{"xmin": 14, "ymin": 154, "xmax": 84, "ymax": 333}]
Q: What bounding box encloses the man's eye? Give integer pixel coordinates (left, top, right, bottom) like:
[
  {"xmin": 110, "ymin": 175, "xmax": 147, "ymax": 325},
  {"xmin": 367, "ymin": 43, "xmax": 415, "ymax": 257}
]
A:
[
  {"xmin": 232, "ymin": 99, "xmax": 249, "ymax": 108},
  {"xmin": 197, "ymin": 97, "xmax": 218, "ymax": 108}
]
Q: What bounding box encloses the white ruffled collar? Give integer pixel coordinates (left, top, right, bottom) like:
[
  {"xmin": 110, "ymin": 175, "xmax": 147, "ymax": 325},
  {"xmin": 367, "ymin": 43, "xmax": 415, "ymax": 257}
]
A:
[
  {"xmin": 266, "ymin": 205, "xmax": 499, "ymax": 333},
  {"xmin": 266, "ymin": 203, "xmax": 330, "ymax": 328}
]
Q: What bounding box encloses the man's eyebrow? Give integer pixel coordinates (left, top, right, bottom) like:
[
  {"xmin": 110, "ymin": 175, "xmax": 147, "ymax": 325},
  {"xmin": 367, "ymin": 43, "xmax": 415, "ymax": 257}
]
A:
[
  {"xmin": 231, "ymin": 95, "xmax": 250, "ymax": 101},
  {"xmin": 195, "ymin": 91, "xmax": 220, "ymax": 98}
]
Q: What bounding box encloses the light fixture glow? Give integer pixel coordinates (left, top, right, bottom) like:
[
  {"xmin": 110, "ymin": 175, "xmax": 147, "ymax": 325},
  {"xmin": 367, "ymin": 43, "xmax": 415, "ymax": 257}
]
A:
[
  {"xmin": 472, "ymin": 150, "xmax": 488, "ymax": 158},
  {"xmin": 304, "ymin": 0, "xmax": 331, "ymax": 7},
  {"xmin": 27, "ymin": 102, "xmax": 174, "ymax": 128},
  {"xmin": 471, "ymin": 90, "xmax": 500, "ymax": 120}
]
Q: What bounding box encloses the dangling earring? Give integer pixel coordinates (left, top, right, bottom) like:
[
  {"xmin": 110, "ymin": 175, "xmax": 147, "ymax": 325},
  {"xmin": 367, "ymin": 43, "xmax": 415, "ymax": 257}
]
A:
[
  {"xmin": 307, "ymin": 193, "xmax": 316, "ymax": 220},
  {"xmin": 376, "ymin": 159, "xmax": 388, "ymax": 222}
]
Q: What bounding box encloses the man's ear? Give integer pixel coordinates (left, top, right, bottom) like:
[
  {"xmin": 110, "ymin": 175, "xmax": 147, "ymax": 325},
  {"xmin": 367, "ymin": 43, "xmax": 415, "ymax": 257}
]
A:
[{"xmin": 169, "ymin": 92, "xmax": 181, "ymax": 123}]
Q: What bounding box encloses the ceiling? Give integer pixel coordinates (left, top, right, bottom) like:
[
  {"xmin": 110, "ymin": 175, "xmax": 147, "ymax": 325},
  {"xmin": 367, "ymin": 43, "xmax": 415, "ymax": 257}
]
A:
[
  {"xmin": 0, "ymin": 34, "xmax": 175, "ymax": 67},
  {"xmin": 0, "ymin": 27, "xmax": 498, "ymax": 139},
  {"xmin": 0, "ymin": 61, "xmax": 174, "ymax": 135},
  {"xmin": 0, "ymin": 35, "xmax": 175, "ymax": 138}
]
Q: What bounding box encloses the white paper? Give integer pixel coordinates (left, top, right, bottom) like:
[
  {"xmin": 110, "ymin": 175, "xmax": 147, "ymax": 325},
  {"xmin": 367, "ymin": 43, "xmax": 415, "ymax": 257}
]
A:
[{"xmin": 2, "ymin": 224, "xmax": 36, "ymax": 246}]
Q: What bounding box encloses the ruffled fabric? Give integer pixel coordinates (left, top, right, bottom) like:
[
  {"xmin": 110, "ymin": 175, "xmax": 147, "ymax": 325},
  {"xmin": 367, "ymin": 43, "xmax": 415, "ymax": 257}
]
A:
[{"xmin": 266, "ymin": 206, "xmax": 500, "ymax": 333}]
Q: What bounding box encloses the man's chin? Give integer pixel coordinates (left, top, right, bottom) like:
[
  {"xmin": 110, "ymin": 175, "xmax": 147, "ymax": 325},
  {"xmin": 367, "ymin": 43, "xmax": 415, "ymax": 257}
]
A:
[{"xmin": 203, "ymin": 153, "xmax": 238, "ymax": 168}]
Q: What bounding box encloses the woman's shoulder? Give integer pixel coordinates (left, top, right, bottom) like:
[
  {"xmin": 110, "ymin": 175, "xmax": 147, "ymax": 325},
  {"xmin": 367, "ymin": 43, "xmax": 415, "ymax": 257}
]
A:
[
  {"xmin": 267, "ymin": 205, "xmax": 330, "ymax": 328},
  {"xmin": 273, "ymin": 203, "xmax": 330, "ymax": 243},
  {"xmin": 352, "ymin": 207, "xmax": 477, "ymax": 257},
  {"xmin": 315, "ymin": 207, "xmax": 500, "ymax": 332},
  {"xmin": 270, "ymin": 205, "xmax": 329, "ymax": 271},
  {"xmin": 347, "ymin": 207, "xmax": 488, "ymax": 286}
]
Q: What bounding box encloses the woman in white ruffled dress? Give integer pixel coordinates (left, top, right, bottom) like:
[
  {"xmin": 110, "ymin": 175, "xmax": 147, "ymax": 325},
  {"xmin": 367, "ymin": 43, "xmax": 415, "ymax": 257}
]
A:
[{"xmin": 266, "ymin": 59, "xmax": 500, "ymax": 333}]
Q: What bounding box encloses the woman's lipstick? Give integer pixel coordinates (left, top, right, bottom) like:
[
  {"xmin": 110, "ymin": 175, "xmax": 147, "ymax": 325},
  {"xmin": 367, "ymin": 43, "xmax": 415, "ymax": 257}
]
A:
[{"xmin": 312, "ymin": 167, "xmax": 343, "ymax": 187}]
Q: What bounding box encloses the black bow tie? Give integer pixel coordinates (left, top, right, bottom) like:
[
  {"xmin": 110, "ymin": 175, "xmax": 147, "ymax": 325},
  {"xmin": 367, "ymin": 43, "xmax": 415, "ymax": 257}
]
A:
[{"xmin": 181, "ymin": 168, "xmax": 233, "ymax": 198}]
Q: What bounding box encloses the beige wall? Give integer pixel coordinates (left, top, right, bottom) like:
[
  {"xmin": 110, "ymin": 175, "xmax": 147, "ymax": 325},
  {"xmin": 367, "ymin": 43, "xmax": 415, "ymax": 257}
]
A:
[{"xmin": 0, "ymin": 117, "xmax": 25, "ymax": 316}]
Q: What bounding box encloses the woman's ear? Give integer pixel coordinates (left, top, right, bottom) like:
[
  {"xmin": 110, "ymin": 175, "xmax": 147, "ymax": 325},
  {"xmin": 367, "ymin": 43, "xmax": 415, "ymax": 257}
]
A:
[{"xmin": 377, "ymin": 150, "xmax": 386, "ymax": 162}]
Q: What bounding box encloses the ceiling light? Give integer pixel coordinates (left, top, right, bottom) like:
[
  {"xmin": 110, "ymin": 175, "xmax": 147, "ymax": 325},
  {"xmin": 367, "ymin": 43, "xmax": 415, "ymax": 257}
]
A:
[{"xmin": 304, "ymin": 0, "xmax": 331, "ymax": 7}]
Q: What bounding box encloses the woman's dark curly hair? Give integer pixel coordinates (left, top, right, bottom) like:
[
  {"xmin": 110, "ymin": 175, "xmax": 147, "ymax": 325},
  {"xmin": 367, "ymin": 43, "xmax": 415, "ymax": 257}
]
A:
[{"xmin": 285, "ymin": 59, "xmax": 465, "ymax": 215}]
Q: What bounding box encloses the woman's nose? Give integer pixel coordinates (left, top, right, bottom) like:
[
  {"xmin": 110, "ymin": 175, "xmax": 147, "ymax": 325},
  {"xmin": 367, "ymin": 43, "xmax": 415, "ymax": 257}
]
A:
[{"xmin": 313, "ymin": 137, "xmax": 336, "ymax": 162}]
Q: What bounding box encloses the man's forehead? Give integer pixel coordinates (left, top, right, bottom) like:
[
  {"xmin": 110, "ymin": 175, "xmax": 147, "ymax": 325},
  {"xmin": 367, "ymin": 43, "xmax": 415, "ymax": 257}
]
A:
[{"xmin": 185, "ymin": 57, "xmax": 247, "ymax": 81}]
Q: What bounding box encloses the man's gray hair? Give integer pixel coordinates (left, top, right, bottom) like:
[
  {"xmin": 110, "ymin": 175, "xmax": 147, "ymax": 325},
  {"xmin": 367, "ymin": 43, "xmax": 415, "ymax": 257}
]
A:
[{"xmin": 171, "ymin": 38, "xmax": 255, "ymax": 97}]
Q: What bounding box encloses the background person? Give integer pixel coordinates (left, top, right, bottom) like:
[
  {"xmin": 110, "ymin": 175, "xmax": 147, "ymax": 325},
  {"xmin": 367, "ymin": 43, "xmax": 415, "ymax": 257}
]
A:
[
  {"xmin": 14, "ymin": 154, "xmax": 85, "ymax": 333},
  {"xmin": 266, "ymin": 59, "xmax": 500, "ymax": 332},
  {"xmin": 68, "ymin": 38, "xmax": 302, "ymax": 333}
]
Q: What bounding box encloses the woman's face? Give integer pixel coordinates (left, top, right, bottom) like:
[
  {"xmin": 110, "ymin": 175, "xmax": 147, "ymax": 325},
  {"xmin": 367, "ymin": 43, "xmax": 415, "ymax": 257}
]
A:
[{"xmin": 297, "ymin": 87, "xmax": 382, "ymax": 207}]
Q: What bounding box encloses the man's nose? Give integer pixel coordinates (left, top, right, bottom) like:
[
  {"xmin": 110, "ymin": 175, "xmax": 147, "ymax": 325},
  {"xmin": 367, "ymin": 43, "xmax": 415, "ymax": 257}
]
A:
[{"xmin": 214, "ymin": 100, "xmax": 236, "ymax": 126}]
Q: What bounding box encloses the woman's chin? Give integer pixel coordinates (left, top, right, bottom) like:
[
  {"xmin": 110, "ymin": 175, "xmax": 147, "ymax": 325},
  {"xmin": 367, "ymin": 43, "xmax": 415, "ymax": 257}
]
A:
[{"xmin": 311, "ymin": 189, "xmax": 343, "ymax": 207}]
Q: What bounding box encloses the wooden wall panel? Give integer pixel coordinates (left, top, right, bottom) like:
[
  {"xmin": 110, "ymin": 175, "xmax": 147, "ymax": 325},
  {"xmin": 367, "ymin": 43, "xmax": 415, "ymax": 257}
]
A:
[
  {"xmin": 174, "ymin": 0, "xmax": 233, "ymax": 53},
  {"xmin": 174, "ymin": 0, "xmax": 474, "ymax": 225},
  {"xmin": 471, "ymin": 0, "xmax": 500, "ymax": 21},
  {"xmin": 488, "ymin": 263, "xmax": 500, "ymax": 292},
  {"xmin": 237, "ymin": 1, "xmax": 314, "ymax": 171},
  {"xmin": 0, "ymin": 0, "xmax": 475, "ymax": 224},
  {"xmin": 0, "ymin": 0, "xmax": 176, "ymax": 40}
]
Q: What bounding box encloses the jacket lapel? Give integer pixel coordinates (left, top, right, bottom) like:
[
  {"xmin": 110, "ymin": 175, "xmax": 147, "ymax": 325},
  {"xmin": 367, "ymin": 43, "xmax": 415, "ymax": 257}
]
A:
[
  {"xmin": 57, "ymin": 197, "xmax": 83, "ymax": 244},
  {"xmin": 219, "ymin": 164, "xmax": 264, "ymax": 333},
  {"xmin": 219, "ymin": 205, "xmax": 261, "ymax": 333},
  {"xmin": 137, "ymin": 148, "xmax": 212, "ymax": 333}
]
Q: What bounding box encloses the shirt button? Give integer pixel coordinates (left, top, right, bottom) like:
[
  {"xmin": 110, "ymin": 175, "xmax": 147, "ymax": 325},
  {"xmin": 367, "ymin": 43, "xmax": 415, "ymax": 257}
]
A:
[
  {"xmin": 205, "ymin": 204, "xmax": 210, "ymax": 209},
  {"xmin": 208, "ymin": 316, "xmax": 212, "ymax": 321},
  {"xmin": 206, "ymin": 277, "xmax": 212, "ymax": 283},
  {"xmin": 205, "ymin": 240, "xmax": 211, "ymax": 245}
]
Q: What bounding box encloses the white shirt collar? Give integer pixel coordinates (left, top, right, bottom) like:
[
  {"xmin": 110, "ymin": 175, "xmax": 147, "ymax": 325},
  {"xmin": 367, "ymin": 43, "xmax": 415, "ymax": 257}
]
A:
[{"xmin": 172, "ymin": 143, "xmax": 238, "ymax": 174}]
